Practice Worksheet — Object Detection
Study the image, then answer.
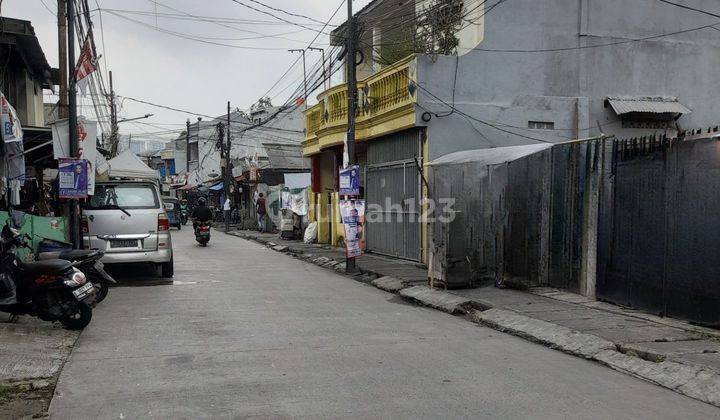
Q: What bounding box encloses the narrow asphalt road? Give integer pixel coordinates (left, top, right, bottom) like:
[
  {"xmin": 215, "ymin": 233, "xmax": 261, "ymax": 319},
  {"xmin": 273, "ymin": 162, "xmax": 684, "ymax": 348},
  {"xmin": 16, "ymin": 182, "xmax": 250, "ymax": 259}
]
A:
[{"xmin": 49, "ymin": 229, "xmax": 719, "ymax": 419}]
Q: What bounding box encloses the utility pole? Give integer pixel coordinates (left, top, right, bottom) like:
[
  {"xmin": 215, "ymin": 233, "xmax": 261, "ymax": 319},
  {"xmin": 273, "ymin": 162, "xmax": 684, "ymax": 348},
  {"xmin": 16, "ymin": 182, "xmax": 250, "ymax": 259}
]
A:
[
  {"xmin": 225, "ymin": 101, "xmax": 232, "ymax": 231},
  {"xmin": 345, "ymin": 0, "xmax": 358, "ymax": 273},
  {"xmin": 308, "ymin": 47, "xmax": 326, "ymax": 90},
  {"xmin": 108, "ymin": 70, "xmax": 119, "ymax": 155},
  {"xmin": 67, "ymin": 0, "xmax": 81, "ymax": 249},
  {"xmin": 289, "ymin": 49, "xmax": 308, "ymax": 107},
  {"xmin": 57, "ymin": 0, "xmax": 68, "ymax": 119},
  {"xmin": 226, "ymin": 101, "xmax": 232, "ymax": 198},
  {"xmin": 185, "ymin": 118, "xmax": 191, "ymax": 172}
]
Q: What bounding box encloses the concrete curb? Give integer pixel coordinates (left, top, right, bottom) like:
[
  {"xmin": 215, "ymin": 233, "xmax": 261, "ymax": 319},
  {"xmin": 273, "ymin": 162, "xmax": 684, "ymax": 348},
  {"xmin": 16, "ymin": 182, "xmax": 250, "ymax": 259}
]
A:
[
  {"xmin": 594, "ymin": 350, "xmax": 720, "ymax": 407},
  {"xmin": 469, "ymin": 308, "xmax": 616, "ymax": 359},
  {"xmin": 398, "ymin": 286, "xmax": 474, "ymax": 315},
  {"xmin": 226, "ymin": 231, "xmax": 720, "ymax": 408},
  {"xmin": 371, "ymin": 277, "xmax": 407, "ymax": 293}
]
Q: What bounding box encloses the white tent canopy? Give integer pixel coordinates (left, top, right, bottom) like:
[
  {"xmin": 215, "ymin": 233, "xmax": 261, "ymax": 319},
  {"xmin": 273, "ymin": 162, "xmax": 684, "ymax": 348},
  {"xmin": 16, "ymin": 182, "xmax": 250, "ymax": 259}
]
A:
[{"xmin": 106, "ymin": 150, "xmax": 158, "ymax": 180}]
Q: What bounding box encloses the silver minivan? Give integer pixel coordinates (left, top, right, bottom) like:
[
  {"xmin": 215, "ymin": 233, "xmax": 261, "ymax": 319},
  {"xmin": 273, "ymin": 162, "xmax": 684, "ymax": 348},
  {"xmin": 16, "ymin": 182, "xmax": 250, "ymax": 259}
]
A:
[{"xmin": 82, "ymin": 181, "xmax": 174, "ymax": 277}]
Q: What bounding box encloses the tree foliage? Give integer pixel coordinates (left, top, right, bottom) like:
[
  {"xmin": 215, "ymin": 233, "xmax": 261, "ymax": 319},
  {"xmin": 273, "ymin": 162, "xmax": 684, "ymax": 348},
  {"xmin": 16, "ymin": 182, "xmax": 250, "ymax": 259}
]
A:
[{"xmin": 415, "ymin": 0, "xmax": 464, "ymax": 56}]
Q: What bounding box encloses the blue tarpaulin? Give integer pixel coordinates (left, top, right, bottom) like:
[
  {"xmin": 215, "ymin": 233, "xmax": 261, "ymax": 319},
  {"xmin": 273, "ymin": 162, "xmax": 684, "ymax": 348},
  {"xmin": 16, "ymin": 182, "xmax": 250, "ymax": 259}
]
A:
[{"xmin": 209, "ymin": 182, "xmax": 224, "ymax": 191}]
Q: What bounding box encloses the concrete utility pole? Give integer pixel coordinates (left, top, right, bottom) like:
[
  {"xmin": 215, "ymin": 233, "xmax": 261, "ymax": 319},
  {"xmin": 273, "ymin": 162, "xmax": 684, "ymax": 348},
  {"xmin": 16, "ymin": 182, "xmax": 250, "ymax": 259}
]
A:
[
  {"xmin": 67, "ymin": 0, "xmax": 82, "ymax": 249},
  {"xmin": 108, "ymin": 70, "xmax": 119, "ymax": 155},
  {"xmin": 224, "ymin": 101, "xmax": 232, "ymax": 231},
  {"xmin": 345, "ymin": 0, "xmax": 358, "ymax": 273},
  {"xmin": 57, "ymin": 0, "xmax": 68, "ymax": 119},
  {"xmin": 289, "ymin": 49, "xmax": 308, "ymax": 107},
  {"xmin": 185, "ymin": 119, "xmax": 191, "ymax": 172}
]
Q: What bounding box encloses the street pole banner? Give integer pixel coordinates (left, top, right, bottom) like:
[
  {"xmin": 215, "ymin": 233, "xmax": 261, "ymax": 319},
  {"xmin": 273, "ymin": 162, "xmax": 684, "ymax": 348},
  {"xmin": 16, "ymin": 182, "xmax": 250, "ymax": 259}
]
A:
[
  {"xmin": 340, "ymin": 199, "xmax": 365, "ymax": 258},
  {"xmin": 75, "ymin": 36, "xmax": 97, "ymax": 96},
  {"xmin": 0, "ymin": 94, "xmax": 23, "ymax": 144},
  {"xmin": 52, "ymin": 117, "xmax": 97, "ymax": 195},
  {"xmin": 0, "ymin": 92, "xmax": 25, "ymax": 184},
  {"xmin": 339, "ymin": 165, "xmax": 360, "ymax": 196},
  {"xmin": 58, "ymin": 158, "xmax": 88, "ymax": 199}
]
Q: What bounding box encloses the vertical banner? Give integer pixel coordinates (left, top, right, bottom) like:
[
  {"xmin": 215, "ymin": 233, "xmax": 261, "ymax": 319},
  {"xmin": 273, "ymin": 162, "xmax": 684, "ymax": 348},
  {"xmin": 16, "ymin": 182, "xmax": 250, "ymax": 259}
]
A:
[
  {"xmin": 77, "ymin": 117, "xmax": 97, "ymax": 195},
  {"xmin": 52, "ymin": 117, "xmax": 97, "ymax": 195},
  {"xmin": 58, "ymin": 158, "xmax": 88, "ymax": 199},
  {"xmin": 0, "ymin": 93, "xmax": 25, "ymax": 184},
  {"xmin": 340, "ymin": 199, "xmax": 366, "ymax": 258},
  {"xmin": 339, "ymin": 165, "xmax": 360, "ymax": 196}
]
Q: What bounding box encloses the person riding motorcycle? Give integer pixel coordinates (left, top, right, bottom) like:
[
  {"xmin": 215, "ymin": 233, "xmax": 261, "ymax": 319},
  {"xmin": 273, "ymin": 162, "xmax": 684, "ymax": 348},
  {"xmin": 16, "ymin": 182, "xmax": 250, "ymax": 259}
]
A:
[
  {"xmin": 179, "ymin": 199, "xmax": 189, "ymax": 224},
  {"xmin": 191, "ymin": 197, "xmax": 213, "ymax": 231}
]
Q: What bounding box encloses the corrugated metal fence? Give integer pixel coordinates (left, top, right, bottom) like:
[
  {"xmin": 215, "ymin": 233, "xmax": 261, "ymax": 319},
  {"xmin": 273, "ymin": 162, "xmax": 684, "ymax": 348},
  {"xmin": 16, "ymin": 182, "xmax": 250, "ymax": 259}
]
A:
[{"xmin": 597, "ymin": 135, "xmax": 720, "ymax": 326}]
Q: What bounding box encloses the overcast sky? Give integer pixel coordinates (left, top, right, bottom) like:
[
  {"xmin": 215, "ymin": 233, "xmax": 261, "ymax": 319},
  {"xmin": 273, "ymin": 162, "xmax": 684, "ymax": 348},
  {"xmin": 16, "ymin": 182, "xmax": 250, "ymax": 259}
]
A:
[{"xmin": 5, "ymin": 0, "xmax": 371, "ymax": 139}]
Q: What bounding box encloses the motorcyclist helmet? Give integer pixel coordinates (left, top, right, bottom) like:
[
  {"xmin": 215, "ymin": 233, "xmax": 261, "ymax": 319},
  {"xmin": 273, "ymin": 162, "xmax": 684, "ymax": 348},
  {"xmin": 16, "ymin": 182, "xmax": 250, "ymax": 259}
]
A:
[{"xmin": 198, "ymin": 197, "xmax": 207, "ymax": 206}]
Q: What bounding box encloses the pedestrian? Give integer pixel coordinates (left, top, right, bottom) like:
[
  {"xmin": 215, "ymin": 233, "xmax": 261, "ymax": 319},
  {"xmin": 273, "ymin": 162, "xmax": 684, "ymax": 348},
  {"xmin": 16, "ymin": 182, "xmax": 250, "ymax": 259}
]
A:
[
  {"xmin": 256, "ymin": 192, "xmax": 267, "ymax": 232},
  {"xmin": 223, "ymin": 197, "xmax": 231, "ymax": 232}
]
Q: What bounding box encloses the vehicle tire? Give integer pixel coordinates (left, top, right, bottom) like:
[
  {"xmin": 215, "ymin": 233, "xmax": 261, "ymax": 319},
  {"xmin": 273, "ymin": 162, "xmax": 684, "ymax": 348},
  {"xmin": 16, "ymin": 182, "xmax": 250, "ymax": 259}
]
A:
[
  {"xmin": 177, "ymin": 224, "xmax": 181, "ymax": 231},
  {"xmin": 93, "ymin": 280, "xmax": 110, "ymax": 305},
  {"xmin": 161, "ymin": 256, "xmax": 174, "ymax": 278},
  {"xmin": 201, "ymin": 241, "xmax": 207, "ymax": 247},
  {"xmin": 60, "ymin": 302, "xmax": 92, "ymax": 330}
]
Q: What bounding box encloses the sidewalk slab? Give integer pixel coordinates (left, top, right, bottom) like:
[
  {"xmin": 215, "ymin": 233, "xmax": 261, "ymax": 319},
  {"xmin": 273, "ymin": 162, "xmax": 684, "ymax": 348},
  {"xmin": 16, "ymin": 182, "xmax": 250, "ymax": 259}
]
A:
[
  {"xmin": 622, "ymin": 340, "xmax": 720, "ymax": 359},
  {"xmin": 0, "ymin": 318, "xmax": 77, "ymax": 383}
]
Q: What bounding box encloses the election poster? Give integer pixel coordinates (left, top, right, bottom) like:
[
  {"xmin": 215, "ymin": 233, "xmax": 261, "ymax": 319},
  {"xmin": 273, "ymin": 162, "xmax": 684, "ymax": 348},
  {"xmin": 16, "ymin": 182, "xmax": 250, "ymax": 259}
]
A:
[
  {"xmin": 340, "ymin": 199, "xmax": 366, "ymax": 258},
  {"xmin": 52, "ymin": 116, "xmax": 97, "ymax": 195},
  {"xmin": 58, "ymin": 158, "xmax": 88, "ymax": 199},
  {"xmin": 339, "ymin": 165, "xmax": 360, "ymax": 196}
]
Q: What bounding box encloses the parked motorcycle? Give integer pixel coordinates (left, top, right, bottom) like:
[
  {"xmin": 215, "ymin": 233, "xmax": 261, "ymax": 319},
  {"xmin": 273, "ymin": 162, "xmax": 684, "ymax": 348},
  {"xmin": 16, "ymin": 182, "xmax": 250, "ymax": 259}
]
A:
[
  {"xmin": 0, "ymin": 225, "xmax": 95, "ymax": 330},
  {"xmin": 37, "ymin": 248, "xmax": 115, "ymax": 305},
  {"xmin": 195, "ymin": 222, "xmax": 211, "ymax": 246}
]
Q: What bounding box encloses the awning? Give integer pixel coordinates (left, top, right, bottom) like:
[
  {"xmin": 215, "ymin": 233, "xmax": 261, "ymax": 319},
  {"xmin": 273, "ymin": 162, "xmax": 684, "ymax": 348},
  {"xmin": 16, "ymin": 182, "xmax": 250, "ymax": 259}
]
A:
[
  {"xmin": 209, "ymin": 182, "xmax": 224, "ymax": 191},
  {"xmin": 179, "ymin": 184, "xmax": 195, "ymax": 191},
  {"xmin": 606, "ymin": 97, "xmax": 691, "ymax": 116}
]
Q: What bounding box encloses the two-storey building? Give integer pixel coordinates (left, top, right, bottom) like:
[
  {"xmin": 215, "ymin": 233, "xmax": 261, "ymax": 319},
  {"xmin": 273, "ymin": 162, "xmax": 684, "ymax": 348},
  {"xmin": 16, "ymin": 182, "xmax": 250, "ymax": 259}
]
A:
[{"xmin": 304, "ymin": 0, "xmax": 720, "ymax": 264}]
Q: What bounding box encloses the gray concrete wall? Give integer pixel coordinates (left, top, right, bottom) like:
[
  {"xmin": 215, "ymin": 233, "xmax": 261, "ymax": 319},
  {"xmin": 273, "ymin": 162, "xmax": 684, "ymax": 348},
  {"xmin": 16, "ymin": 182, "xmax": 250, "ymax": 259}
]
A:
[{"xmin": 414, "ymin": 0, "xmax": 720, "ymax": 159}]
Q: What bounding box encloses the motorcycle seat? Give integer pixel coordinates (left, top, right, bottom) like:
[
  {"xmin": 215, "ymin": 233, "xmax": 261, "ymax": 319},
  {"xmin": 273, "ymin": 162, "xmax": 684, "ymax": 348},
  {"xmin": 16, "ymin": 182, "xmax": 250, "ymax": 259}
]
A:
[
  {"xmin": 20, "ymin": 259, "xmax": 73, "ymax": 276},
  {"xmin": 38, "ymin": 249, "xmax": 101, "ymax": 261}
]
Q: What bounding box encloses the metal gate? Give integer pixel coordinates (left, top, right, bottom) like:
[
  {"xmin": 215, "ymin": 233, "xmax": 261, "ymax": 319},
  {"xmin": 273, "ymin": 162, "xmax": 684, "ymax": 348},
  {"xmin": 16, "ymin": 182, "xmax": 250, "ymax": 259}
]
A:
[{"xmin": 365, "ymin": 129, "xmax": 422, "ymax": 261}]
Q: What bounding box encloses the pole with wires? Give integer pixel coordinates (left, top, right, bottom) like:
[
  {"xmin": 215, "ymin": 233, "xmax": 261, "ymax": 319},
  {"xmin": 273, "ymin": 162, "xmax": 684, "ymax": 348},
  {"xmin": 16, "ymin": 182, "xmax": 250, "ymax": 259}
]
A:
[
  {"xmin": 345, "ymin": 0, "xmax": 358, "ymax": 273},
  {"xmin": 57, "ymin": 0, "xmax": 69, "ymax": 119},
  {"xmin": 67, "ymin": 0, "xmax": 82, "ymax": 249},
  {"xmin": 308, "ymin": 47, "xmax": 326, "ymax": 91},
  {"xmin": 185, "ymin": 118, "xmax": 191, "ymax": 173},
  {"xmin": 108, "ymin": 70, "xmax": 119, "ymax": 155},
  {"xmin": 224, "ymin": 100, "xmax": 232, "ymax": 232},
  {"xmin": 288, "ymin": 49, "xmax": 308, "ymax": 108}
]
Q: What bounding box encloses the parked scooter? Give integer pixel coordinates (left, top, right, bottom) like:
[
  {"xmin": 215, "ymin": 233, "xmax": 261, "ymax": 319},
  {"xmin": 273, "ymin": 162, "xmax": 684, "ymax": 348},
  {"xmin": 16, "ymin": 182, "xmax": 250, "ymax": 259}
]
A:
[
  {"xmin": 195, "ymin": 222, "xmax": 211, "ymax": 246},
  {"xmin": 0, "ymin": 225, "xmax": 95, "ymax": 330},
  {"xmin": 37, "ymin": 248, "xmax": 115, "ymax": 305}
]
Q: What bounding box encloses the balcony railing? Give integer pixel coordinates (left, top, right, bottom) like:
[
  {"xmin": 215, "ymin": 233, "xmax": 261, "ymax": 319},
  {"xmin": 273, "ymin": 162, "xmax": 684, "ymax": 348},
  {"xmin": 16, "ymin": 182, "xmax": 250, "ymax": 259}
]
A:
[{"xmin": 304, "ymin": 55, "xmax": 417, "ymax": 145}]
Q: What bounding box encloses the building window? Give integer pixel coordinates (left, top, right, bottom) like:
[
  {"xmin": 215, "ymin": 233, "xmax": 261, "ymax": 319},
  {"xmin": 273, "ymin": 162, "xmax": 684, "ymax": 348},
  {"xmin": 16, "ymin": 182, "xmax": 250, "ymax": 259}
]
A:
[{"xmin": 528, "ymin": 121, "xmax": 554, "ymax": 130}]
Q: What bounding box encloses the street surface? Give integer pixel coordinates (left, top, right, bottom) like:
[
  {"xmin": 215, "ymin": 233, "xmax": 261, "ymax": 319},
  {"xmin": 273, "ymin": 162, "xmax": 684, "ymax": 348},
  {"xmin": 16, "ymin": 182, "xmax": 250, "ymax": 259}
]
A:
[{"xmin": 49, "ymin": 229, "xmax": 719, "ymax": 419}]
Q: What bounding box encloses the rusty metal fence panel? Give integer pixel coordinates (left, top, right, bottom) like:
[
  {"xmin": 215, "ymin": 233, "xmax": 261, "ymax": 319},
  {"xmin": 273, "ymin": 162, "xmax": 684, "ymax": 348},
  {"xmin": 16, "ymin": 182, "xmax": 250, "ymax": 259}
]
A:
[
  {"xmin": 597, "ymin": 135, "xmax": 720, "ymax": 326},
  {"xmin": 365, "ymin": 129, "xmax": 422, "ymax": 261}
]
